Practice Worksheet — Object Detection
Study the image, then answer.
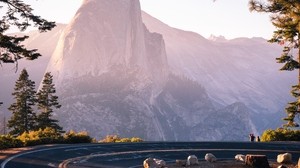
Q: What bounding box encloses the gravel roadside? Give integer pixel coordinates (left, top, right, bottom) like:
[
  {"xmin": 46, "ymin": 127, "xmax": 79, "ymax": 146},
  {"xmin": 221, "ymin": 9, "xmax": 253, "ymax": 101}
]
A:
[{"xmin": 166, "ymin": 160, "xmax": 297, "ymax": 168}]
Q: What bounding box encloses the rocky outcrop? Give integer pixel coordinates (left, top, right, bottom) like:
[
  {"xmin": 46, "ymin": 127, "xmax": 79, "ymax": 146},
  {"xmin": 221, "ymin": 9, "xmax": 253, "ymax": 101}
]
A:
[{"xmin": 46, "ymin": 0, "xmax": 170, "ymax": 140}]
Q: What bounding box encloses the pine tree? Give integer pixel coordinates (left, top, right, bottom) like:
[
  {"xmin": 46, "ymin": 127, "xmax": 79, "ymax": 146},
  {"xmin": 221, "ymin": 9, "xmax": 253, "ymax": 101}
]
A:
[
  {"xmin": 0, "ymin": 0, "xmax": 55, "ymax": 65},
  {"xmin": 249, "ymin": 0, "xmax": 300, "ymax": 127},
  {"xmin": 36, "ymin": 72, "xmax": 63, "ymax": 133},
  {"xmin": 8, "ymin": 69, "xmax": 37, "ymax": 136}
]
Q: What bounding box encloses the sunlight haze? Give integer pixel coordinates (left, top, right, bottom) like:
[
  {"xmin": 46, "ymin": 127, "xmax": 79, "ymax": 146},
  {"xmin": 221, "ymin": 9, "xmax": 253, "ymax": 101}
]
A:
[
  {"xmin": 0, "ymin": 0, "xmax": 294, "ymax": 142},
  {"xmin": 24, "ymin": 0, "xmax": 274, "ymax": 40}
]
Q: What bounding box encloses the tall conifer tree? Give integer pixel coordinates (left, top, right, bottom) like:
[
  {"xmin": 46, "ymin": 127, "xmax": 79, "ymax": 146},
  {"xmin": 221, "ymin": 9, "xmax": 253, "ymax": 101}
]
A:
[
  {"xmin": 8, "ymin": 69, "xmax": 37, "ymax": 136},
  {"xmin": 36, "ymin": 72, "xmax": 63, "ymax": 132},
  {"xmin": 249, "ymin": 0, "xmax": 300, "ymax": 127}
]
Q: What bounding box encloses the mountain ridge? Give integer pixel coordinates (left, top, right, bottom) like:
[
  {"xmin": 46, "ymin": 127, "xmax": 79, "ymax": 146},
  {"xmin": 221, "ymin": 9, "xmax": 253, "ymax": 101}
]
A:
[
  {"xmin": 0, "ymin": 0, "xmax": 292, "ymax": 140},
  {"xmin": 43, "ymin": 0, "xmax": 255, "ymax": 140}
]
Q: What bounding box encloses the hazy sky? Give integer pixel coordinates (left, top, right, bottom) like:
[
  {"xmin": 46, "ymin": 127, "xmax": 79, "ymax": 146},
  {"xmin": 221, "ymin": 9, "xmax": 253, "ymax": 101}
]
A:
[{"xmin": 23, "ymin": 0, "xmax": 274, "ymax": 39}]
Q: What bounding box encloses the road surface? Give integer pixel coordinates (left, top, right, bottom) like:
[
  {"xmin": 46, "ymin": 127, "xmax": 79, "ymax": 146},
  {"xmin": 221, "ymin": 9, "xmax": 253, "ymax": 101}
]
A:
[{"xmin": 1, "ymin": 142, "xmax": 300, "ymax": 168}]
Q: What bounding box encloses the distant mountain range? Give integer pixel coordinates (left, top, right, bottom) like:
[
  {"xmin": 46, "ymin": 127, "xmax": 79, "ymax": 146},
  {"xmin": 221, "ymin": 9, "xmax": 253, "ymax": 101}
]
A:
[{"xmin": 0, "ymin": 0, "xmax": 294, "ymax": 140}]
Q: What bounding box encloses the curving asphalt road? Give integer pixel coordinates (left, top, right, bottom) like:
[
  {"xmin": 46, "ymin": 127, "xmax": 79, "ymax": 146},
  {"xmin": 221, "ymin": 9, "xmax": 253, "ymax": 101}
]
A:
[{"xmin": 1, "ymin": 142, "xmax": 300, "ymax": 168}]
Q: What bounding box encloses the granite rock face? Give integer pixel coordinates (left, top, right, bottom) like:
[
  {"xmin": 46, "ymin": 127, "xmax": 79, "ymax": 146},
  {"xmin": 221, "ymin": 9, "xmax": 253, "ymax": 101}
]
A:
[{"xmin": 44, "ymin": 0, "xmax": 255, "ymax": 140}]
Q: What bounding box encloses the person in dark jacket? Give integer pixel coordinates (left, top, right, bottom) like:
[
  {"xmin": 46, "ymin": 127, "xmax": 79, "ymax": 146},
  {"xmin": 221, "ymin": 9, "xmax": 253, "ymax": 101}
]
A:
[
  {"xmin": 249, "ymin": 134, "xmax": 255, "ymax": 142},
  {"xmin": 256, "ymin": 136, "xmax": 260, "ymax": 142}
]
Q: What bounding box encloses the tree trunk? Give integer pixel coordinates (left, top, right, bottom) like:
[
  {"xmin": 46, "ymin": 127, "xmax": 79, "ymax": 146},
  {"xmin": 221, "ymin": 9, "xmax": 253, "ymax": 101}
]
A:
[
  {"xmin": 298, "ymin": 35, "xmax": 300, "ymax": 86},
  {"xmin": 294, "ymin": 41, "xmax": 300, "ymax": 118}
]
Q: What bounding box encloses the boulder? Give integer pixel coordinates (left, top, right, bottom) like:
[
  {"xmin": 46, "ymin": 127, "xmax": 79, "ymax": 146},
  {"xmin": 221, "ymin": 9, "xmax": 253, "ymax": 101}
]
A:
[
  {"xmin": 235, "ymin": 154, "xmax": 245, "ymax": 162},
  {"xmin": 175, "ymin": 160, "xmax": 186, "ymax": 166},
  {"xmin": 245, "ymin": 154, "xmax": 270, "ymax": 168},
  {"xmin": 205, "ymin": 153, "xmax": 217, "ymax": 162},
  {"xmin": 154, "ymin": 158, "xmax": 166, "ymax": 167},
  {"xmin": 186, "ymin": 155, "xmax": 199, "ymax": 166},
  {"xmin": 143, "ymin": 158, "xmax": 166, "ymax": 168},
  {"xmin": 143, "ymin": 158, "xmax": 158, "ymax": 168},
  {"xmin": 277, "ymin": 165, "xmax": 287, "ymax": 168},
  {"xmin": 277, "ymin": 153, "xmax": 292, "ymax": 164},
  {"xmin": 298, "ymin": 157, "xmax": 300, "ymax": 168}
]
